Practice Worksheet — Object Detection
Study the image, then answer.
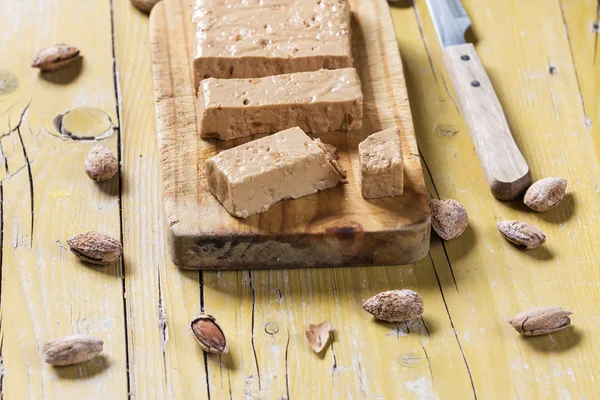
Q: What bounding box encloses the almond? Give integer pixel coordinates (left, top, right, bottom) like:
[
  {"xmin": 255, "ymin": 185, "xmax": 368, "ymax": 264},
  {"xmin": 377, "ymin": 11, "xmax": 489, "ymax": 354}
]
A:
[
  {"xmin": 362, "ymin": 289, "xmax": 424, "ymax": 322},
  {"xmin": 85, "ymin": 144, "xmax": 118, "ymax": 182},
  {"xmin": 31, "ymin": 44, "xmax": 80, "ymax": 72},
  {"xmin": 190, "ymin": 315, "xmax": 228, "ymax": 354},
  {"xmin": 524, "ymin": 177, "xmax": 567, "ymax": 212},
  {"xmin": 130, "ymin": 0, "xmax": 161, "ymax": 13},
  {"xmin": 497, "ymin": 221, "xmax": 546, "ymax": 249},
  {"xmin": 430, "ymin": 199, "xmax": 468, "ymax": 240},
  {"xmin": 67, "ymin": 232, "xmax": 123, "ymax": 265},
  {"xmin": 509, "ymin": 306, "xmax": 572, "ymax": 336},
  {"xmin": 43, "ymin": 334, "xmax": 103, "ymax": 366}
]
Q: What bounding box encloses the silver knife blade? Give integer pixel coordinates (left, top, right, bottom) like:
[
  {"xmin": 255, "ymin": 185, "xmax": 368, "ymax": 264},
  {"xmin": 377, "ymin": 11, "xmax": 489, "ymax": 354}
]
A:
[{"xmin": 425, "ymin": 0, "xmax": 472, "ymax": 48}]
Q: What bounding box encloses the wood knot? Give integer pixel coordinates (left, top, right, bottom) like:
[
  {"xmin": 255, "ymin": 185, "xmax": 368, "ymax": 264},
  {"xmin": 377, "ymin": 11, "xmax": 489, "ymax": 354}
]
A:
[
  {"xmin": 264, "ymin": 322, "xmax": 279, "ymax": 335},
  {"xmin": 325, "ymin": 222, "xmax": 364, "ymax": 240}
]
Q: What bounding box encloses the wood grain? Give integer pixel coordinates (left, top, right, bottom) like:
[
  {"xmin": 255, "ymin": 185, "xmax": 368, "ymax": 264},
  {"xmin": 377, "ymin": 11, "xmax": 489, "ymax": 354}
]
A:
[
  {"xmin": 405, "ymin": 0, "xmax": 600, "ymax": 397},
  {"xmin": 149, "ymin": 0, "xmax": 430, "ymax": 269},
  {"xmin": 443, "ymin": 43, "xmax": 531, "ymax": 200},
  {"xmin": 0, "ymin": 0, "xmax": 127, "ymax": 398},
  {"xmin": 3, "ymin": 0, "xmax": 600, "ymax": 399},
  {"xmin": 112, "ymin": 0, "xmax": 208, "ymax": 397}
]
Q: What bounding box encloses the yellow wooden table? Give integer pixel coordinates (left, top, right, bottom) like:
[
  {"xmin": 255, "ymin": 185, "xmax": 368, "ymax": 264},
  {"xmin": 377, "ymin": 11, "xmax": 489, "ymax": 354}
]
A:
[{"xmin": 1, "ymin": 0, "xmax": 598, "ymax": 398}]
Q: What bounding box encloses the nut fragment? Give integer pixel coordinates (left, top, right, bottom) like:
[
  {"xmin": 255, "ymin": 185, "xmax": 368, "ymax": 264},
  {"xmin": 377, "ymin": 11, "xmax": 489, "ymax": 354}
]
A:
[
  {"xmin": 130, "ymin": 0, "xmax": 161, "ymax": 12},
  {"xmin": 67, "ymin": 232, "xmax": 123, "ymax": 265},
  {"xmin": 524, "ymin": 177, "xmax": 567, "ymax": 212},
  {"xmin": 497, "ymin": 221, "xmax": 546, "ymax": 249},
  {"xmin": 509, "ymin": 306, "xmax": 572, "ymax": 336},
  {"xmin": 190, "ymin": 315, "xmax": 228, "ymax": 354},
  {"xmin": 305, "ymin": 320, "xmax": 331, "ymax": 353},
  {"xmin": 85, "ymin": 144, "xmax": 118, "ymax": 181},
  {"xmin": 430, "ymin": 199, "xmax": 468, "ymax": 240},
  {"xmin": 31, "ymin": 44, "xmax": 80, "ymax": 72},
  {"xmin": 43, "ymin": 334, "xmax": 103, "ymax": 366},
  {"xmin": 362, "ymin": 289, "xmax": 424, "ymax": 322}
]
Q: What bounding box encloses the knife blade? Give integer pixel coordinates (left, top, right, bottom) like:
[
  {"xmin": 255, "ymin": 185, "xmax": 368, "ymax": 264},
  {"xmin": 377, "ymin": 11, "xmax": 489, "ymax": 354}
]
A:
[
  {"xmin": 426, "ymin": 0, "xmax": 471, "ymax": 48},
  {"xmin": 425, "ymin": 0, "xmax": 531, "ymax": 201}
]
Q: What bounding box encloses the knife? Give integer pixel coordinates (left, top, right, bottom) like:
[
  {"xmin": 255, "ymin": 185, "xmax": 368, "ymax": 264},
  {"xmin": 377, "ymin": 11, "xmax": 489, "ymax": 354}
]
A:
[{"xmin": 424, "ymin": 0, "xmax": 531, "ymax": 201}]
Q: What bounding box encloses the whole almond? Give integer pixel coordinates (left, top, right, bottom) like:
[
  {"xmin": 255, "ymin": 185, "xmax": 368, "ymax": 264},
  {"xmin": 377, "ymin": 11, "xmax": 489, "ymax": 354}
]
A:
[
  {"xmin": 362, "ymin": 289, "xmax": 424, "ymax": 322},
  {"xmin": 524, "ymin": 177, "xmax": 567, "ymax": 212},
  {"xmin": 43, "ymin": 334, "xmax": 103, "ymax": 366},
  {"xmin": 190, "ymin": 315, "xmax": 228, "ymax": 354},
  {"xmin": 85, "ymin": 144, "xmax": 118, "ymax": 181},
  {"xmin": 67, "ymin": 232, "xmax": 123, "ymax": 265},
  {"xmin": 497, "ymin": 221, "xmax": 546, "ymax": 249},
  {"xmin": 31, "ymin": 44, "xmax": 80, "ymax": 72},
  {"xmin": 131, "ymin": 0, "xmax": 161, "ymax": 13},
  {"xmin": 430, "ymin": 199, "xmax": 468, "ymax": 240},
  {"xmin": 509, "ymin": 306, "xmax": 572, "ymax": 336}
]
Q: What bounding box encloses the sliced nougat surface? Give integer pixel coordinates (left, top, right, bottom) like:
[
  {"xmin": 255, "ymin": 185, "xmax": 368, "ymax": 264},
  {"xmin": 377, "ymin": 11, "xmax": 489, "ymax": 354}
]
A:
[
  {"xmin": 359, "ymin": 127, "xmax": 404, "ymax": 199},
  {"xmin": 198, "ymin": 68, "xmax": 363, "ymax": 140},
  {"xmin": 206, "ymin": 127, "xmax": 346, "ymax": 218},
  {"xmin": 192, "ymin": 0, "xmax": 352, "ymax": 85}
]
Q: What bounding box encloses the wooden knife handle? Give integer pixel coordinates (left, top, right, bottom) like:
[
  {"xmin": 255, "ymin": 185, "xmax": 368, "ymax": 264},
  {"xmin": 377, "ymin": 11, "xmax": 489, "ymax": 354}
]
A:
[{"xmin": 443, "ymin": 43, "xmax": 531, "ymax": 201}]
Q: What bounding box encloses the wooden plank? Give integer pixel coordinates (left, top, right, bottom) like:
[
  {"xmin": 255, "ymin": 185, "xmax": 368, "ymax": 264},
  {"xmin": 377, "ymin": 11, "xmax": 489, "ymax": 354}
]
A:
[
  {"xmin": 0, "ymin": 1, "xmax": 127, "ymax": 398},
  {"xmin": 111, "ymin": 0, "xmax": 208, "ymax": 398},
  {"xmin": 403, "ymin": 0, "xmax": 600, "ymax": 398},
  {"xmin": 202, "ymin": 3, "xmax": 474, "ymax": 398},
  {"xmin": 203, "ymin": 263, "xmax": 476, "ymax": 399},
  {"xmin": 558, "ymin": 0, "xmax": 598, "ymax": 137},
  {"xmin": 3, "ymin": 1, "xmax": 600, "ymax": 399},
  {"xmin": 149, "ymin": 0, "xmax": 430, "ymax": 269}
]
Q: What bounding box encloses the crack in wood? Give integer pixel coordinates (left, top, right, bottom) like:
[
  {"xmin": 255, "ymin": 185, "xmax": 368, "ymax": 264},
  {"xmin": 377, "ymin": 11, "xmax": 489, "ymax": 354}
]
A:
[
  {"xmin": 0, "ymin": 147, "xmax": 4, "ymax": 400},
  {"xmin": 248, "ymin": 271, "xmax": 262, "ymax": 392},
  {"xmin": 0, "ymin": 165, "xmax": 25, "ymax": 184},
  {"xmin": 356, "ymin": 358, "xmax": 367, "ymax": 399},
  {"xmin": 428, "ymin": 250, "xmax": 477, "ymax": 399},
  {"xmin": 545, "ymin": 59, "xmax": 561, "ymax": 120},
  {"xmin": 593, "ymin": 1, "xmax": 600, "ymax": 64},
  {"xmin": 157, "ymin": 274, "xmax": 168, "ymax": 388},
  {"xmin": 200, "ymin": 271, "xmax": 211, "ymax": 399},
  {"xmin": 13, "ymin": 102, "xmax": 34, "ymax": 247},
  {"xmin": 420, "ymin": 316, "xmax": 431, "ymax": 337},
  {"xmin": 411, "ymin": 0, "xmax": 438, "ymax": 83},
  {"xmin": 441, "ymin": 75, "xmax": 461, "ymax": 116},
  {"xmin": 417, "ymin": 141, "xmax": 476, "ymax": 397},
  {"xmin": 284, "ymin": 329, "xmax": 291, "ymax": 400},
  {"xmin": 419, "ymin": 150, "xmax": 459, "ymax": 292},
  {"xmin": 227, "ymin": 368, "xmax": 232, "ymax": 400},
  {"xmin": 420, "ymin": 341, "xmax": 435, "ymax": 388},
  {"xmin": 109, "ymin": 1, "xmax": 132, "ymax": 398},
  {"xmin": 557, "ymin": 0, "xmax": 592, "ymax": 129},
  {"xmin": 409, "ymin": 1, "xmax": 462, "ymax": 115}
]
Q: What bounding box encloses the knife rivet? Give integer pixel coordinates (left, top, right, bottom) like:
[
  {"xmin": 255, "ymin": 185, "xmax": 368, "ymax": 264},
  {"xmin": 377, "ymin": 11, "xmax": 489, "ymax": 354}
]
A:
[
  {"xmin": 461, "ymin": 55, "xmax": 470, "ymax": 61},
  {"xmin": 471, "ymin": 80, "xmax": 481, "ymax": 87}
]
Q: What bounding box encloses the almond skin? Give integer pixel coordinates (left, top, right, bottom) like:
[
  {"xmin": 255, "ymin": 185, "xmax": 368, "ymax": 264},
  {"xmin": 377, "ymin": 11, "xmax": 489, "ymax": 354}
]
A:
[
  {"xmin": 362, "ymin": 289, "xmax": 424, "ymax": 322},
  {"xmin": 190, "ymin": 315, "xmax": 228, "ymax": 354},
  {"xmin": 130, "ymin": 0, "xmax": 161, "ymax": 13},
  {"xmin": 509, "ymin": 306, "xmax": 572, "ymax": 336},
  {"xmin": 67, "ymin": 232, "xmax": 123, "ymax": 265},
  {"xmin": 305, "ymin": 320, "xmax": 331, "ymax": 353},
  {"xmin": 43, "ymin": 334, "xmax": 103, "ymax": 366},
  {"xmin": 524, "ymin": 177, "xmax": 567, "ymax": 212},
  {"xmin": 497, "ymin": 221, "xmax": 546, "ymax": 249},
  {"xmin": 31, "ymin": 44, "xmax": 80, "ymax": 72},
  {"xmin": 85, "ymin": 144, "xmax": 118, "ymax": 182},
  {"xmin": 430, "ymin": 199, "xmax": 468, "ymax": 240}
]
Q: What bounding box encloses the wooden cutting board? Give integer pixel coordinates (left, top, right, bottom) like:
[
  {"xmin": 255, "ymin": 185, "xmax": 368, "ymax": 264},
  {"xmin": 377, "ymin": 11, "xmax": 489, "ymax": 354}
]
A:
[{"xmin": 149, "ymin": 0, "xmax": 430, "ymax": 269}]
